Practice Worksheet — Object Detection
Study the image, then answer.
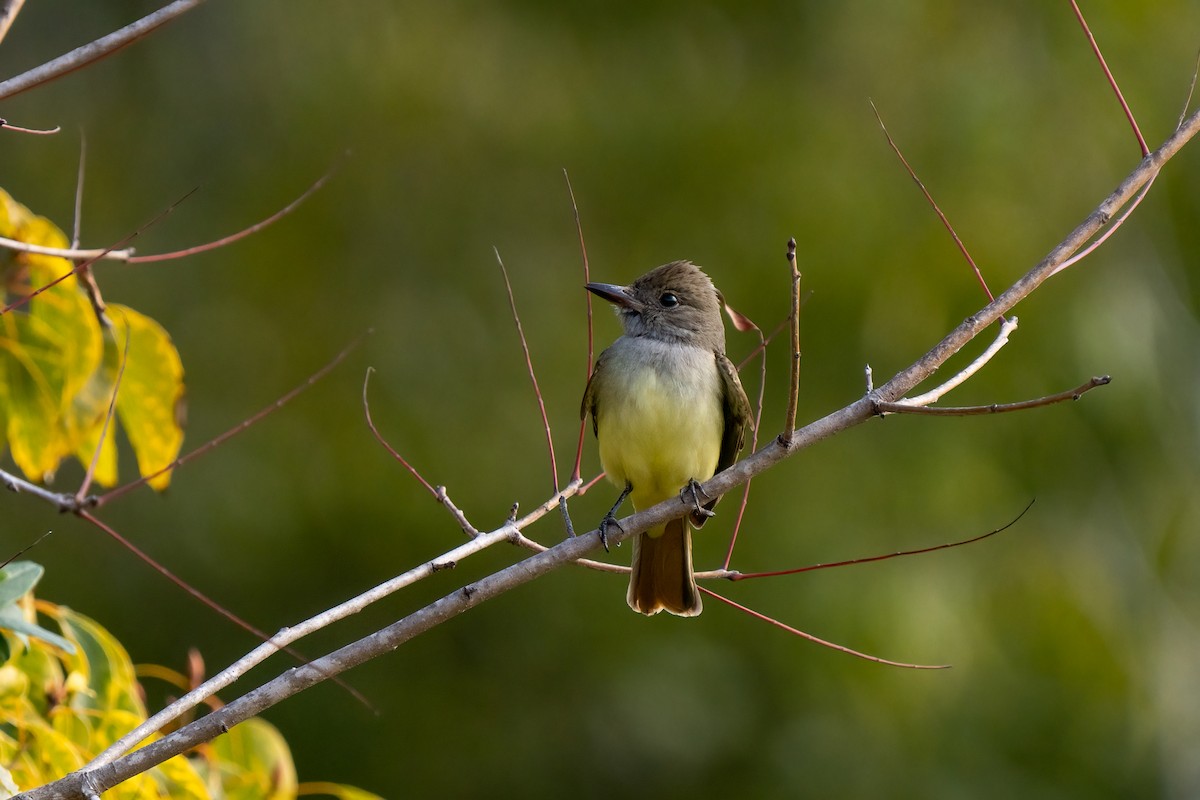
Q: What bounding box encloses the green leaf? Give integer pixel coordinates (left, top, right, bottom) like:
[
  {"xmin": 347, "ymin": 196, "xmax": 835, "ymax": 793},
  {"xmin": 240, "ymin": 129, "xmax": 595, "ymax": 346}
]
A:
[
  {"xmin": 0, "ymin": 607, "xmax": 76, "ymax": 655},
  {"xmin": 0, "ymin": 561, "xmax": 44, "ymax": 606}
]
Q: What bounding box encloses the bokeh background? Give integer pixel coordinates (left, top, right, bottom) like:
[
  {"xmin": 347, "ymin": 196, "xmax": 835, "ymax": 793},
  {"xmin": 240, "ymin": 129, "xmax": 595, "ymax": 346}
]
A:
[{"xmin": 3, "ymin": 2, "xmax": 1200, "ymax": 797}]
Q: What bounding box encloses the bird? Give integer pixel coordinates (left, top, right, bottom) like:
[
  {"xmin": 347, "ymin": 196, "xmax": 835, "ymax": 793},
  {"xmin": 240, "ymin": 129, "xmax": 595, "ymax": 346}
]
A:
[{"xmin": 582, "ymin": 260, "xmax": 751, "ymax": 616}]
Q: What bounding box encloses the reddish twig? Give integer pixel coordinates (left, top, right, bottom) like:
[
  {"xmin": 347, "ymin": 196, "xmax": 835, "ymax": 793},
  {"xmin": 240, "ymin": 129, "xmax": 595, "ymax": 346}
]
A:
[
  {"xmin": 1048, "ymin": 176, "xmax": 1156, "ymax": 277},
  {"xmin": 78, "ymin": 510, "xmax": 371, "ymax": 708},
  {"xmin": 729, "ymin": 500, "xmax": 1032, "ymax": 582},
  {"xmin": 875, "ymin": 376, "xmax": 1110, "ymax": 416},
  {"xmin": 494, "ymin": 248, "xmax": 559, "ymax": 493},
  {"xmin": 564, "ymin": 169, "xmax": 593, "ymax": 484},
  {"xmin": 129, "ymin": 167, "xmax": 337, "ymax": 264},
  {"xmin": 95, "ymin": 333, "xmax": 367, "ymax": 507},
  {"xmin": 870, "ymin": 100, "xmax": 996, "ymax": 305},
  {"xmin": 703, "ymin": 588, "xmax": 949, "ymax": 669},
  {"xmin": 1070, "ymin": 0, "xmax": 1148, "ymax": 156},
  {"xmin": 361, "ymin": 368, "xmax": 480, "ymax": 537},
  {"xmin": 721, "ymin": 303, "xmax": 766, "ymax": 570},
  {"xmin": 361, "ymin": 367, "xmax": 437, "ymax": 497}
]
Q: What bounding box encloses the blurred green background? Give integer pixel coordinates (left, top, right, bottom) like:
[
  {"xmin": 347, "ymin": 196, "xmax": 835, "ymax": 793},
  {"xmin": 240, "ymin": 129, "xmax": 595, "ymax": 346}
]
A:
[{"xmin": 3, "ymin": 2, "xmax": 1200, "ymax": 797}]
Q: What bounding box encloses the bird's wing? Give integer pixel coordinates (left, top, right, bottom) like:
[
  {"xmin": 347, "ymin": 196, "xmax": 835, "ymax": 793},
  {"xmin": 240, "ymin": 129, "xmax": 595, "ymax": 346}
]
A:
[{"xmin": 580, "ymin": 348, "xmax": 611, "ymax": 436}]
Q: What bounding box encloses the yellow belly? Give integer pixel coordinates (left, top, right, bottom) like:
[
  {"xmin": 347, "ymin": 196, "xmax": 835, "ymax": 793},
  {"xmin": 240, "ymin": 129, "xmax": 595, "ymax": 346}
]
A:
[{"xmin": 596, "ymin": 348, "xmax": 724, "ymax": 512}]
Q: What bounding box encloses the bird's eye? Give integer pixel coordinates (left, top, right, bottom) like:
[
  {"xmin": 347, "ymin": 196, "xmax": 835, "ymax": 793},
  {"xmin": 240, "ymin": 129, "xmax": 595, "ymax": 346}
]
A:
[{"xmin": 660, "ymin": 292, "xmax": 679, "ymax": 308}]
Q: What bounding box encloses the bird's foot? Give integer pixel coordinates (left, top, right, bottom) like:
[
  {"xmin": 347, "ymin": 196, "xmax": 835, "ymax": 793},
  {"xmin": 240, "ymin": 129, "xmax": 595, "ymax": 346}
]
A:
[
  {"xmin": 681, "ymin": 479, "xmax": 715, "ymax": 518},
  {"xmin": 597, "ymin": 513, "xmax": 623, "ymax": 553}
]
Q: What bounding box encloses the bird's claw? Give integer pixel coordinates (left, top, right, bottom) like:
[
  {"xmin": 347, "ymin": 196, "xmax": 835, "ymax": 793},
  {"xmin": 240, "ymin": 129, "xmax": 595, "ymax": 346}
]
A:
[
  {"xmin": 681, "ymin": 479, "xmax": 715, "ymax": 518},
  {"xmin": 597, "ymin": 514, "xmax": 623, "ymax": 553}
]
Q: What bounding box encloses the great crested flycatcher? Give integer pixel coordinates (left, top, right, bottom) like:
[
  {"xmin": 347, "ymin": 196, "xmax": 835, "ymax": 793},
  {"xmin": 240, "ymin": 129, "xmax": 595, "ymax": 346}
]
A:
[{"xmin": 582, "ymin": 261, "xmax": 751, "ymax": 617}]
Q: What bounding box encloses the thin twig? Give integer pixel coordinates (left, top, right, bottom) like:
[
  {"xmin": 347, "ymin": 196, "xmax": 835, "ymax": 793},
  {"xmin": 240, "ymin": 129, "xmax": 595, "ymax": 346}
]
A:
[
  {"xmin": 0, "ymin": 0, "xmax": 209, "ymax": 101},
  {"xmin": 891, "ymin": 317, "xmax": 1019, "ymax": 408},
  {"xmin": 1179, "ymin": 48, "xmax": 1200, "ymax": 129},
  {"xmin": 0, "ymin": 119, "xmax": 60, "ymax": 135},
  {"xmin": 1070, "ymin": 0, "xmax": 1148, "ymax": 155},
  {"xmin": 875, "ymin": 376, "xmax": 1111, "ymax": 416},
  {"xmin": 495, "ymin": 248, "xmax": 559, "ymax": 493},
  {"xmin": 75, "ymin": 314, "xmax": 131, "ymax": 501},
  {"xmin": 722, "ymin": 306, "xmax": 766, "ymax": 570},
  {"xmin": 129, "ymin": 167, "xmax": 337, "ymax": 263},
  {"xmin": 0, "ymin": 167, "xmax": 332, "ymax": 266},
  {"xmin": 1, "ymin": 189, "xmax": 197, "ymax": 317},
  {"xmin": 361, "ymin": 367, "xmax": 438, "ymax": 497},
  {"xmin": 564, "ymin": 169, "xmax": 592, "ymax": 484},
  {"xmin": 871, "ymin": 99, "xmax": 996, "ymax": 304},
  {"xmin": 71, "ymin": 133, "xmax": 108, "ymax": 323},
  {"xmin": 95, "ymin": 333, "xmax": 367, "ymax": 507},
  {"xmin": 779, "ymin": 238, "xmax": 801, "ymax": 444},
  {"xmin": 1048, "ymin": 176, "xmax": 1156, "ymax": 277},
  {"xmin": 725, "ymin": 500, "xmax": 1033, "ymax": 581},
  {"xmin": 703, "ymin": 589, "xmax": 948, "ymax": 669},
  {"xmin": 1, "ymin": 530, "xmax": 53, "ymax": 570},
  {"xmin": 79, "ymin": 513, "xmax": 370, "ymax": 712},
  {"xmin": 72, "ymin": 133, "xmax": 87, "ymax": 249},
  {"xmin": 86, "ymin": 520, "xmax": 522, "ymax": 770}
]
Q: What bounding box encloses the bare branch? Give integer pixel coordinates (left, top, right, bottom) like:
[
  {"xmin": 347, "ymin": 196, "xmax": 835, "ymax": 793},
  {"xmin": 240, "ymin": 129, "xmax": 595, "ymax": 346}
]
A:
[{"xmin": 0, "ymin": 0, "xmax": 209, "ymax": 101}]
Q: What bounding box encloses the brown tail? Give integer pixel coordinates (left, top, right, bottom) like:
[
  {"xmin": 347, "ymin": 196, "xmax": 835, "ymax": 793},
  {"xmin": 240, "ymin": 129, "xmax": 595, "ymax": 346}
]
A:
[{"xmin": 626, "ymin": 517, "xmax": 702, "ymax": 617}]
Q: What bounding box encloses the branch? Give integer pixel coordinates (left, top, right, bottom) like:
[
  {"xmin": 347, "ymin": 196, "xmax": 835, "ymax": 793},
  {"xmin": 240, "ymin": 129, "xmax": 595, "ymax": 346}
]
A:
[
  {"xmin": 0, "ymin": 0, "xmax": 209, "ymax": 101},
  {"xmin": 30, "ymin": 111, "xmax": 1200, "ymax": 798}
]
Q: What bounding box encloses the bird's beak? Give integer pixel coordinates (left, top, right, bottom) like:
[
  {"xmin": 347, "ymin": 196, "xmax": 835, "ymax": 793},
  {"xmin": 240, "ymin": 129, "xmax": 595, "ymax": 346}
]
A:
[{"xmin": 586, "ymin": 282, "xmax": 641, "ymax": 310}]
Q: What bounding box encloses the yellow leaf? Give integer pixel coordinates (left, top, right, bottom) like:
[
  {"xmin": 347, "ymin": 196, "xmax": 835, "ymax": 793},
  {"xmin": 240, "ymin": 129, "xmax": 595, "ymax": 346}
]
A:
[
  {"xmin": 299, "ymin": 782, "xmax": 387, "ymax": 799},
  {"xmin": 0, "ymin": 189, "xmax": 103, "ymax": 483},
  {"xmin": 109, "ymin": 304, "xmax": 186, "ymax": 491},
  {"xmin": 209, "ymin": 717, "xmax": 298, "ymax": 800}
]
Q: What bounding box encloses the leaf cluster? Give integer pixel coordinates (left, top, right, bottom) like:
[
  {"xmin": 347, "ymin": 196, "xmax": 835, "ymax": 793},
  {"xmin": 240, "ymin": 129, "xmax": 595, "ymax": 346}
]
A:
[{"xmin": 0, "ymin": 561, "xmax": 377, "ymax": 799}]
